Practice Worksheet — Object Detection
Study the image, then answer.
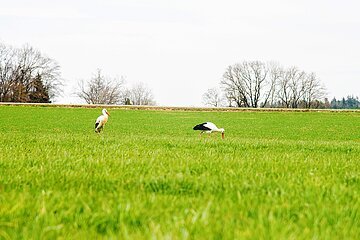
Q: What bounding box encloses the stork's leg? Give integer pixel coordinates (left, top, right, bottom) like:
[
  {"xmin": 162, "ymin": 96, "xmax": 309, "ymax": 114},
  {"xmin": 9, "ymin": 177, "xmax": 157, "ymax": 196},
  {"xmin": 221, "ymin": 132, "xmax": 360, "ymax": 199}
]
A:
[{"xmin": 97, "ymin": 125, "xmax": 103, "ymax": 133}]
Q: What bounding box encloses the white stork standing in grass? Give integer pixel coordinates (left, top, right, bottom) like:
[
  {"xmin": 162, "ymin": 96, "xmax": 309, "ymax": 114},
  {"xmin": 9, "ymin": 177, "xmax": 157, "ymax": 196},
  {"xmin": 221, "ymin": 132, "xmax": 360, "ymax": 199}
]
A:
[
  {"xmin": 95, "ymin": 109, "xmax": 110, "ymax": 133},
  {"xmin": 193, "ymin": 122, "xmax": 225, "ymax": 139}
]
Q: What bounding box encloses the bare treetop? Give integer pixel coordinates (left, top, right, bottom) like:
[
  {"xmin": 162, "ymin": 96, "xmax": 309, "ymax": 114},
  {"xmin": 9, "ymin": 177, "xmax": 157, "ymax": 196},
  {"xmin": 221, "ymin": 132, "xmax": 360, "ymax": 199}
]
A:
[
  {"xmin": 221, "ymin": 61, "xmax": 273, "ymax": 108},
  {"xmin": 220, "ymin": 60, "xmax": 326, "ymax": 108},
  {"xmin": 202, "ymin": 88, "xmax": 225, "ymax": 107},
  {"xmin": 0, "ymin": 42, "xmax": 62, "ymax": 102},
  {"xmin": 76, "ymin": 69, "xmax": 125, "ymax": 105},
  {"xmin": 125, "ymin": 82, "xmax": 156, "ymax": 106}
]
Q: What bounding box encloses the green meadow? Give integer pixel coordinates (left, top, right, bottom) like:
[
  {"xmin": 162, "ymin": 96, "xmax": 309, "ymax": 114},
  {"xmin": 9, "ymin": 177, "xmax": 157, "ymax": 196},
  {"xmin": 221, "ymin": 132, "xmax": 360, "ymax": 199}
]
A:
[{"xmin": 0, "ymin": 105, "xmax": 359, "ymax": 239}]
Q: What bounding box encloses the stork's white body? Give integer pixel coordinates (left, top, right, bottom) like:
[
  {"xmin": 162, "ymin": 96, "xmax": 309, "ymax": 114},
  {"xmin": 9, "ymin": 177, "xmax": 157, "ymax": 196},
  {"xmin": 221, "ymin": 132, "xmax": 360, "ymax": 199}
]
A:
[
  {"xmin": 193, "ymin": 122, "xmax": 225, "ymax": 139},
  {"xmin": 95, "ymin": 109, "xmax": 110, "ymax": 133}
]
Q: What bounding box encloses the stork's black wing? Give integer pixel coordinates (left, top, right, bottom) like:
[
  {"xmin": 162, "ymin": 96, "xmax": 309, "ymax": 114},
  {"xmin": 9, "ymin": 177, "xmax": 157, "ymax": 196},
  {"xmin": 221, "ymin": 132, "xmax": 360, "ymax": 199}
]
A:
[{"xmin": 193, "ymin": 122, "xmax": 211, "ymax": 131}]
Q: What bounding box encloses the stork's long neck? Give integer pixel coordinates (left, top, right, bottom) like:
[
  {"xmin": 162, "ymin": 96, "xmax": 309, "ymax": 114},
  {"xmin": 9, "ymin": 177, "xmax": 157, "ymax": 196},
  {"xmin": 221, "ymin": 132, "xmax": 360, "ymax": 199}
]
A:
[
  {"xmin": 214, "ymin": 128, "xmax": 224, "ymax": 133},
  {"xmin": 102, "ymin": 111, "xmax": 109, "ymax": 123}
]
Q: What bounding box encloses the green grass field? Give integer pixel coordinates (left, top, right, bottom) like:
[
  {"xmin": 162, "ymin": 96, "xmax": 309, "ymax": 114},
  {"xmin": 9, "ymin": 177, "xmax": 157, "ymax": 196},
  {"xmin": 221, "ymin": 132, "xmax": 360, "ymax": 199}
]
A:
[{"xmin": 0, "ymin": 105, "xmax": 359, "ymax": 239}]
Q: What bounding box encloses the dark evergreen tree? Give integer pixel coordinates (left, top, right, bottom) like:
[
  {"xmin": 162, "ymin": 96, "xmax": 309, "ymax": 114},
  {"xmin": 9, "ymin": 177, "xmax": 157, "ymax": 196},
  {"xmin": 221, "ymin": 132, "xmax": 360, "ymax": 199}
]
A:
[
  {"xmin": 28, "ymin": 73, "xmax": 51, "ymax": 103},
  {"xmin": 329, "ymin": 96, "xmax": 360, "ymax": 109}
]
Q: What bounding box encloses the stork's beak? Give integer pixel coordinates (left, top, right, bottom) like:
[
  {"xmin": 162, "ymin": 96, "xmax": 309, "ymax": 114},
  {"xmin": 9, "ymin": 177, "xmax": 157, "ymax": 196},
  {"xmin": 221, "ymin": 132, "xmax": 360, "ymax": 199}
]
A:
[
  {"xmin": 107, "ymin": 111, "xmax": 110, "ymax": 116},
  {"xmin": 221, "ymin": 132, "xmax": 225, "ymax": 139}
]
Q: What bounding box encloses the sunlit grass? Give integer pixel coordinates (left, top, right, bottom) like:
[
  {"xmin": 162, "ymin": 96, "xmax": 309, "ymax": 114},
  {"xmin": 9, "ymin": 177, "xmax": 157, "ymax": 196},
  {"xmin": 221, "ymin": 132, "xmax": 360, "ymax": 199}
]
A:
[{"xmin": 0, "ymin": 106, "xmax": 359, "ymax": 239}]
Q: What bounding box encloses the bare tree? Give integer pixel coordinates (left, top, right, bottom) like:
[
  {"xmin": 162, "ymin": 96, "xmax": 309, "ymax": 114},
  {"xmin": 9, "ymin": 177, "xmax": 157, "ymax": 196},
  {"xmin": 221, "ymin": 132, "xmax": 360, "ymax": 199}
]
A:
[
  {"xmin": 302, "ymin": 72, "xmax": 326, "ymax": 108},
  {"xmin": 0, "ymin": 43, "xmax": 14, "ymax": 101},
  {"xmin": 202, "ymin": 88, "xmax": 225, "ymax": 107},
  {"xmin": 263, "ymin": 62, "xmax": 281, "ymax": 107},
  {"xmin": 276, "ymin": 67, "xmax": 291, "ymax": 108},
  {"xmin": 0, "ymin": 43, "xmax": 61, "ymax": 102},
  {"xmin": 221, "ymin": 61, "xmax": 272, "ymax": 108},
  {"xmin": 276, "ymin": 66, "xmax": 306, "ymax": 108},
  {"xmin": 127, "ymin": 82, "xmax": 155, "ymax": 105},
  {"xmin": 220, "ymin": 60, "xmax": 327, "ymax": 109},
  {"xmin": 276, "ymin": 67, "xmax": 326, "ymax": 108},
  {"xmin": 221, "ymin": 64, "xmax": 249, "ymax": 107},
  {"xmin": 76, "ymin": 69, "xmax": 125, "ymax": 104},
  {"xmin": 289, "ymin": 68, "xmax": 307, "ymax": 108}
]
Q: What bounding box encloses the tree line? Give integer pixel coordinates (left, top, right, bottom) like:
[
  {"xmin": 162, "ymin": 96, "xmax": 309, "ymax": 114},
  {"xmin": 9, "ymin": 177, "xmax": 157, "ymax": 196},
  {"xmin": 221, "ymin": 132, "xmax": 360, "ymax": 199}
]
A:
[
  {"xmin": 0, "ymin": 43, "xmax": 61, "ymax": 103},
  {"xmin": 76, "ymin": 69, "xmax": 155, "ymax": 105},
  {"xmin": 204, "ymin": 61, "xmax": 359, "ymax": 109},
  {"xmin": 0, "ymin": 42, "xmax": 155, "ymax": 105},
  {"xmin": 1, "ymin": 42, "xmax": 358, "ymax": 109},
  {"xmin": 330, "ymin": 96, "xmax": 360, "ymax": 109}
]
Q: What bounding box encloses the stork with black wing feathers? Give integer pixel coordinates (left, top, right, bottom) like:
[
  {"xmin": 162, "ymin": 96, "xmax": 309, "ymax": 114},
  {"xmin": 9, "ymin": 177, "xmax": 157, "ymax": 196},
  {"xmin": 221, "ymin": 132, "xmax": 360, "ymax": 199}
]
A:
[{"xmin": 193, "ymin": 122, "xmax": 225, "ymax": 139}]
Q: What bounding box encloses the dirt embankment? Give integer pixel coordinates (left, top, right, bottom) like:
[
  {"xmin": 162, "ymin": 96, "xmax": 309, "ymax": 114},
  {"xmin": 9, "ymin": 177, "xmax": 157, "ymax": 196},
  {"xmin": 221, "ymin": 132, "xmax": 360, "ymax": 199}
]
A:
[{"xmin": 0, "ymin": 102, "xmax": 359, "ymax": 113}]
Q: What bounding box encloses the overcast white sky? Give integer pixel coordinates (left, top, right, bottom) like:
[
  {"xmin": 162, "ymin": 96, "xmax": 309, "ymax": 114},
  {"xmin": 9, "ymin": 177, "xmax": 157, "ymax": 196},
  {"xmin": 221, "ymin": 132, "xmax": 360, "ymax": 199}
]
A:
[{"xmin": 1, "ymin": 0, "xmax": 359, "ymax": 106}]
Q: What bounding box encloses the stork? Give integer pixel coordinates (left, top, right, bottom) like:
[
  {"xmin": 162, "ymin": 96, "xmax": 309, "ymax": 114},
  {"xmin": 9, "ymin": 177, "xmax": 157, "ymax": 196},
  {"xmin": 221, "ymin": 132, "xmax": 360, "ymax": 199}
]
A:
[
  {"xmin": 193, "ymin": 122, "xmax": 225, "ymax": 139},
  {"xmin": 95, "ymin": 109, "xmax": 110, "ymax": 133}
]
